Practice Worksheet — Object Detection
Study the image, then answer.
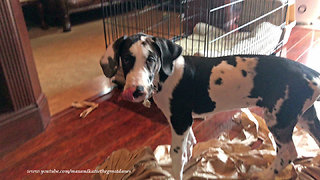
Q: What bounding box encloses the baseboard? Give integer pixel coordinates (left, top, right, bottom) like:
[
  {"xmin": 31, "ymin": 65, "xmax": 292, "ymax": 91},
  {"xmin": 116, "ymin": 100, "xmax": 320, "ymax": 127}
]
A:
[
  {"xmin": 37, "ymin": 93, "xmax": 51, "ymax": 128},
  {"xmin": 0, "ymin": 93, "xmax": 50, "ymax": 157}
]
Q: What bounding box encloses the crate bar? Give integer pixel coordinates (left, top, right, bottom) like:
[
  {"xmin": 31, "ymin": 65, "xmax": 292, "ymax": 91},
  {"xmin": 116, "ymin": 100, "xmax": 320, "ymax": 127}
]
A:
[
  {"xmin": 100, "ymin": 0, "xmax": 107, "ymax": 48},
  {"xmin": 209, "ymin": 1, "xmax": 288, "ymax": 44},
  {"xmin": 210, "ymin": 0, "xmax": 244, "ymax": 13}
]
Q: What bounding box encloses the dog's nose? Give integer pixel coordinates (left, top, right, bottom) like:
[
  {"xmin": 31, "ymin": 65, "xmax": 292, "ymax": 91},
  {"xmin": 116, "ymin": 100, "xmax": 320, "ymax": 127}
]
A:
[{"xmin": 133, "ymin": 86, "xmax": 144, "ymax": 98}]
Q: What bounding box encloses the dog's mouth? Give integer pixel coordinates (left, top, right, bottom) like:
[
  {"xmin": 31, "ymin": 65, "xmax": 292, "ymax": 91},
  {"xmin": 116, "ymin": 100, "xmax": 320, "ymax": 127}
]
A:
[
  {"xmin": 121, "ymin": 83, "xmax": 158, "ymax": 103},
  {"xmin": 121, "ymin": 86, "xmax": 150, "ymax": 103}
]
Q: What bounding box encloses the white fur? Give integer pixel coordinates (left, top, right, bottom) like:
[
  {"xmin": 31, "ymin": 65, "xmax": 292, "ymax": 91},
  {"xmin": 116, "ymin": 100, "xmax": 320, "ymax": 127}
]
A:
[
  {"xmin": 126, "ymin": 40, "xmax": 149, "ymax": 87},
  {"xmin": 153, "ymin": 56, "xmax": 187, "ymax": 180},
  {"xmin": 207, "ymin": 57, "xmax": 261, "ymax": 114},
  {"xmin": 153, "ymin": 56, "xmax": 185, "ymax": 119},
  {"xmin": 170, "ymin": 127, "xmax": 191, "ymax": 180}
]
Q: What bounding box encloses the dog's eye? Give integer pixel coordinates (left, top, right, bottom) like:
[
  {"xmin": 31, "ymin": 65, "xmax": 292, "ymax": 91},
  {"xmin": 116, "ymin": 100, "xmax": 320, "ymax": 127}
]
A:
[
  {"xmin": 146, "ymin": 56, "xmax": 156, "ymax": 63},
  {"xmin": 122, "ymin": 58, "xmax": 129, "ymax": 64},
  {"xmin": 122, "ymin": 55, "xmax": 132, "ymax": 64}
]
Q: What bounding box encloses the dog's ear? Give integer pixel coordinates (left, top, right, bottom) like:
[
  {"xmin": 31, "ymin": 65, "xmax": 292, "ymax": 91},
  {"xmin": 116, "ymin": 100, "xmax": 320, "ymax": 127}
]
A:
[
  {"xmin": 150, "ymin": 37, "xmax": 182, "ymax": 75},
  {"xmin": 100, "ymin": 36, "xmax": 127, "ymax": 78},
  {"xmin": 113, "ymin": 35, "xmax": 127, "ymax": 65}
]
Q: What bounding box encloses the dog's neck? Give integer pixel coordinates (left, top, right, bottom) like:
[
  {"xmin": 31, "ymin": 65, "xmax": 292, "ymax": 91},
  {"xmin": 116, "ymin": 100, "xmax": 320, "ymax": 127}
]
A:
[{"xmin": 152, "ymin": 55, "xmax": 185, "ymax": 97}]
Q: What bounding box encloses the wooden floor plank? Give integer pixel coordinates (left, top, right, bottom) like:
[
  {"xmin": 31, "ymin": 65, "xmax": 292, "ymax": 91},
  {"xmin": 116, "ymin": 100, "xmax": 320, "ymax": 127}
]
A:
[
  {"xmin": 28, "ymin": 113, "xmax": 167, "ymax": 180},
  {"xmin": 1, "ymin": 106, "xmax": 135, "ymax": 177},
  {"xmin": 297, "ymin": 38, "xmax": 320, "ymax": 70},
  {"xmin": 284, "ymin": 28, "xmax": 313, "ymax": 53},
  {"xmin": 282, "ymin": 28, "xmax": 320, "ymax": 62},
  {"xmin": 0, "ymin": 101, "xmax": 117, "ymax": 169},
  {"xmin": 284, "ymin": 32, "xmax": 314, "ymax": 60},
  {"xmin": 65, "ymin": 120, "xmax": 171, "ymax": 180}
]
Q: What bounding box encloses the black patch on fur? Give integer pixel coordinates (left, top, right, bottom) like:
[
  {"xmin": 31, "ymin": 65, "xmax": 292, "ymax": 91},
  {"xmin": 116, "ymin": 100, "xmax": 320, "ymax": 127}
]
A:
[
  {"xmin": 118, "ymin": 34, "xmax": 147, "ymax": 78},
  {"xmin": 108, "ymin": 57, "xmax": 114, "ymax": 65},
  {"xmin": 169, "ymin": 58, "xmax": 196, "ymax": 135},
  {"xmin": 146, "ymin": 55, "xmax": 157, "ymax": 71},
  {"xmin": 149, "ymin": 75, "xmax": 154, "ymax": 82},
  {"xmin": 157, "ymin": 83, "xmax": 162, "ymax": 92},
  {"xmin": 173, "ymin": 147, "xmax": 180, "ymax": 153},
  {"xmin": 121, "ymin": 54, "xmax": 136, "ymax": 78},
  {"xmin": 274, "ymin": 169, "xmax": 279, "ymax": 174},
  {"xmin": 247, "ymin": 55, "xmax": 318, "ymax": 142},
  {"xmin": 226, "ymin": 56, "xmax": 237, "ymax": 67},
  {"xmin": 215, "ymin": 78, "xmax": 223, "ymax": 85},
  {"xmin": 276, "ymin": 142, "xmax": 282, "ymax": 149},
  {"xmin": 241, "ymin": 70, "xmax": 247, "ymax": 77},
  {"xmin": 280, "ymin": 158, "xmax": 284, "ymax": 166},
  {"xmin": 152, "ymin": 37, "xmax": 182, "ymax": 76},
  {"xmin": 288, "ymin": 160, "xmax": 292, "ymax": 164},
  {"xmin": 159, "ymin": 70, "xmax": 168, "ymax": 82}
]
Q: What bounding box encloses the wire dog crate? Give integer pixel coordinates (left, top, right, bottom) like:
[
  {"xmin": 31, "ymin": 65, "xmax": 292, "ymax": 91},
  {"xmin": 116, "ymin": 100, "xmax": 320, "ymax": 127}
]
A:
[{"xmin": 101, "ymin": 0, "xmax": 289, "ymax": 57}]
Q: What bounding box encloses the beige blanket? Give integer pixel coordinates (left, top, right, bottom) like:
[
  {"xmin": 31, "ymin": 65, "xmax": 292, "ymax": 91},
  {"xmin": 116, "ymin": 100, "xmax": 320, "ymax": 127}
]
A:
[{"xmin": 176, "ymin": 22, "xmax": 282, "ymax": 57}]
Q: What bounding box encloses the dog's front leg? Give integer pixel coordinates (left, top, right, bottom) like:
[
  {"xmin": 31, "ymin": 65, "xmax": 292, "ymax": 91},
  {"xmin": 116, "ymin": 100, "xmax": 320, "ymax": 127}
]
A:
[{"xmin": 170, "ymin": 126, "xmax": 192, "ymax": 180}]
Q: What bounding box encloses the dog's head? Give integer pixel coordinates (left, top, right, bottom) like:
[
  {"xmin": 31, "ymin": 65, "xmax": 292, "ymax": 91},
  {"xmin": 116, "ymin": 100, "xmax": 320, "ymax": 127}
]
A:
[{"xmin": 100, "ymin": 34, "xmax": 182, "ymax": 103}]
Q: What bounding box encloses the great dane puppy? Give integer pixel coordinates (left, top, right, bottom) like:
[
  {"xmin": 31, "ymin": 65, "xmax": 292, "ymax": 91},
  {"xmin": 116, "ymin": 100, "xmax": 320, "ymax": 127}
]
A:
[{"xmin": 100, "ymin": 34, "xmax": 320, "ymax": 179}]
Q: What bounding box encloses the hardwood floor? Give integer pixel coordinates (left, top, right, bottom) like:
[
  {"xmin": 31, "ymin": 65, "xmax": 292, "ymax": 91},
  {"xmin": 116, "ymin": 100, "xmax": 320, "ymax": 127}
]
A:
[{"xmin": 0, "ymin": 27, "xmax": 319, "ymax": 180}]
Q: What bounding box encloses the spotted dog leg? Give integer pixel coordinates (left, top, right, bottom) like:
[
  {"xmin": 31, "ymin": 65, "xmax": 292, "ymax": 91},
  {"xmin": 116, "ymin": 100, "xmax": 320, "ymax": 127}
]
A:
[
  {"xmin": 254, "ymin": 109, "xmax": 298, "ymax": 180},
  {"xmin": 170, "ymin": 127, "xmax": 191, "ymax": 180},
  {"xmin": 268, "ymin": 139, "xmax": 297, "ymax": 177},
  {"xmin": 186, "ymin": 128, "xmax": 196, "ymax": 160},
  {"xmin": 298, "ymin": 105, "xmax": 320, "ymax": 147},
  {"xmin": 254, "ymin": 132, "xmax": 297, "ymax": 179}
]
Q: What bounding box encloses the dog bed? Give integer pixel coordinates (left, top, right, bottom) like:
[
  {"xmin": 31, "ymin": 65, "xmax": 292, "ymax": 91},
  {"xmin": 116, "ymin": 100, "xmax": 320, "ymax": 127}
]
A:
[
  {"xmin": 93, "ymin": 109, "xmax": 320, "ymax": 179},
  {"xmin": 175, "ymin": 22, "xmax": 283, "ymax": 57}
]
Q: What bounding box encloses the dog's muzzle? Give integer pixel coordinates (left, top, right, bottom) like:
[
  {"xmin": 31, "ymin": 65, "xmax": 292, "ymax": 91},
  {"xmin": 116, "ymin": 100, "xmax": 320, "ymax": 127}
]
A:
[{"xmin": 122, "ymin": 85, "xmax": 147, "ymax": 102}]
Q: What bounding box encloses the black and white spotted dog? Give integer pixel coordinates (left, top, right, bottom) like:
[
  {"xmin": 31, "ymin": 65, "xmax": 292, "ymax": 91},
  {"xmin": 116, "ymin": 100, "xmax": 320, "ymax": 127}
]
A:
[{"xmin": 100, "ymin": 34, "xmax": 320, "ymax": 179}]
